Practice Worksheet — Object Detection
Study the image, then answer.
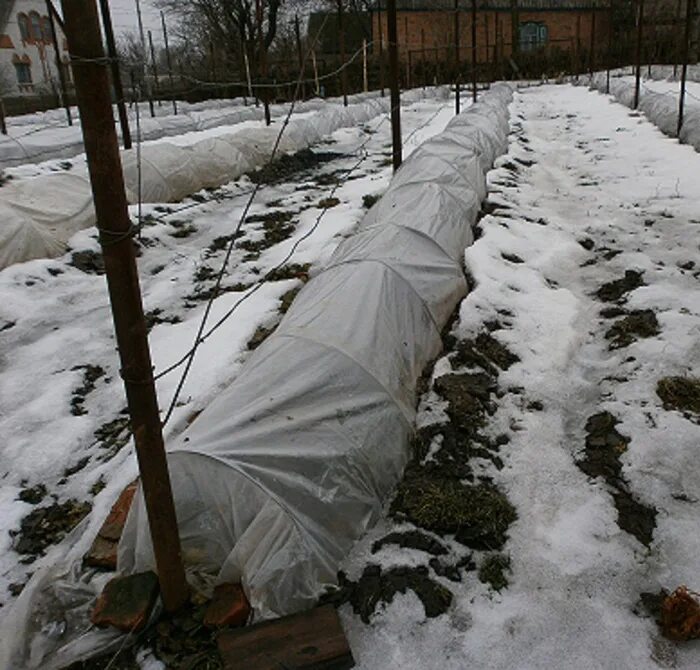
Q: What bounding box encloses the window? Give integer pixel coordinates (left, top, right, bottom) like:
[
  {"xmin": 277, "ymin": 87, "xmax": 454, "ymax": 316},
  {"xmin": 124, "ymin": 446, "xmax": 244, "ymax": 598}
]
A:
[
  {"xmin": 29, "ymin": 12, "xmax": 42, "ymax": 41},
  {"xmin": 14, "ymin": 62, "xmax": 32, "ymax": 84},
  {"xmin": 18, "ymin": 13, "xmax": 30, "ymax": 41},
  {"xmin": 519, "ymin": 22, "xmax": 548, "ymax": 52},
  {"xmin": 41, "ymin": 16, "xmax": 53, "ymax": 43}
]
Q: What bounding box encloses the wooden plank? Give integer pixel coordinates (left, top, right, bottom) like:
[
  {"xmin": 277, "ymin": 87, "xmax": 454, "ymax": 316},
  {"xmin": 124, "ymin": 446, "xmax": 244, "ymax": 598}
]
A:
[{"xmin": 218, "ymin": 605, "xmax": 354, "ymax": 670}]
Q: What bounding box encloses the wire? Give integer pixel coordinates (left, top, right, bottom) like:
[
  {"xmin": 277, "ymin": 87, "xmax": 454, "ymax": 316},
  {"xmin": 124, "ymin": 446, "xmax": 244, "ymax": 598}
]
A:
[{"xmin": 159, "ymin": 14, "xmax": 332, "ymax": 426}]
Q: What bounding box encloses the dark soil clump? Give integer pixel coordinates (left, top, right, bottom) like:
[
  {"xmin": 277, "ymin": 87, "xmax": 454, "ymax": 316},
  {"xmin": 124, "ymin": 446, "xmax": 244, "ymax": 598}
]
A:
[
  {"xmin": 605, "ymin": 309, "xmax": 659, "ymax": 349},
  {"xmin": 596, "ymin": 270, "xmax": 644, "ymax": 303},
  {"xmin": 70, "ymin": 250, "xmax": 105, "ymax": 275},
  {"xmin": 323, "ymin": 565, "xmax": 452, "ymax": 623},
  {"xmin": 95, "ymin": 416, "xmax": 131, "ymax": 460},
  {"xmin": 501, "ymin": 252, "xmax": 524, "ymax": 264},
  {"xmin": 70, "ymin": 364, "xmax": 105, "ymax": 416},
  {"xmin": 372, "ymin": 531, "xmax": 448, "ymax": 557},
  {"xmin": 478, "ymin": 553, "xmax": 511, "ymax": 591},
  {"xmin": 249, "ymin": 149, "xmax": 341, "ymax": 185},
  {"xmin": 657, "ymin": 376, "xmax": 700, "ymax": 415},
  {"xmin": 579, "ymin": 411, "xmax": 657, "ymax": 545},
  {"xmin": 12, "ymin": 499, "xmax": 92, "ymax": 556},
  {"xmin": 144, "ymin": 308, "xmax": 182, "ymax": 332},
  {"xmin": 18, "ymin": 484, "xmax": 47, "ymax": 505}
]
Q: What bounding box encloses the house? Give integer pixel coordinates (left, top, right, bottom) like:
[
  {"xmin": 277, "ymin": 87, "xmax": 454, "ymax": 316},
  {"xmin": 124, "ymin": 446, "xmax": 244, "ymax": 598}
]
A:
[
  {"xmin": 371, "ymin": 0, "xmax": 613, "ymax": 65},
  {"xmin": 0, "ymin": 0, "xmax": 71, "ymax": 101}
]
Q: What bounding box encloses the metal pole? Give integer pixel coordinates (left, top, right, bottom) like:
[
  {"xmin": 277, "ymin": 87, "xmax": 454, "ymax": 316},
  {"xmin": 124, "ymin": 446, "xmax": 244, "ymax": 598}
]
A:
[
  {"xmin": 633, "ymin": 0, "xmax": 644, "ymax": 109},
  {"xmin": 0, "ymin": 98, "xmax": 6, "ymax": 135},
  {"xmin": 455, "ymin": 0, "xmax": 460, "ymax": 114},
  {"xmin": 60, "ymin": 0, "xmax": 188, "ymax": 614},
  {"xmin": 421, "ymin": 28, "xmax": 427, "ymax": 90},
  {"xmin": 363, "ymin": 39, "xmax": 369, "ymax": 91},
  {"xmin": 378, "ymin": 0, "xmax": 385, "ymax": 96},
  {"xmin": 161, "ymin": 12, "xmax": 177, "ymax": 115},
  {"xmin": 337, "ymin": 0, "xmax": 348, "ymax": 106},
  {"xmin": 256, "ymin": 0, "xmax": 271, "ymax": 125},
  {"xmin": 312, "ymin": 48, "xmax": 320, "ymax": 95},
  {"xmin": 46, "ymin": 0, "xmax": 72, "ymax": 126},
  {"xmin": 678, "ymin": 0, "xmax": 694, "ymax": 136},
  {"xmin": 148, "ymin": 31, "xmax": 161, "ymax": 107},
  {"xmin": 606, "ymin": 0, "xmax": 613, "ymax": 93},
  {"xmin": 674, "ymin": 0, "xmax": 683, "ymax": 77},
  {"xmin": 387, "ymin": 0, "xmax": 402, "ymax": 170},
  {"xmin": 589, "ymin": 10, "xmax": 596, "ymax": 77},
  {"xmin": 471, "ymin": 0, "xmax": 477, "ymax": 102},
  {"xmin": 294, "ymin": 14, "xmax": 306, "ymax": 98},
  {"xmin": 98, "ymin": 0, "xmax": 131, "ymax": 147},
  {"xmin": 135, "ymin": 0, "xmax": 155, "ymax": 117}
]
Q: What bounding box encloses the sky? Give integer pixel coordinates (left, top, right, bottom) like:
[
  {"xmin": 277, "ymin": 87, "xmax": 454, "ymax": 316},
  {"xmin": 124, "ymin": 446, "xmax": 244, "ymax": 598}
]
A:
[{"xmin": 107, "ymin": 0, "xmax": 170, "ymax": 42}]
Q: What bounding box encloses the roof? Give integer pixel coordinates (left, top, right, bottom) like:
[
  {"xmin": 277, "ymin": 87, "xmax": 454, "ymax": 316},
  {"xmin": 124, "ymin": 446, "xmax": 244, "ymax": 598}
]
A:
[
  {"xmin": 377, "ymin": 0, "xmax": 609, "ymax": 9},
  {"xmin": 0, "ymin": 0, "xmax": 15, "ymax": 35}
]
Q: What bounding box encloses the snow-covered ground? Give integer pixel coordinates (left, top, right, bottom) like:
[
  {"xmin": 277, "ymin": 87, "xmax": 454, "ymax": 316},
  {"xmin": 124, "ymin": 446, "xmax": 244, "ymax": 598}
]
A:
[
  {"xmin": 0, "ymin": 94, "xmax": 457, "ymax": 617},
  {"xmin": 337, "ymin": 84, "xmax": 700, "ymax": 669}
]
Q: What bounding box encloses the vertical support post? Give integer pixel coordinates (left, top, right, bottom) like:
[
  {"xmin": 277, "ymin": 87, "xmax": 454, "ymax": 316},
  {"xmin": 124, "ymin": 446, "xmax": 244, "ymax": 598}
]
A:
[
  {"xmin": 46, "ymin": 0, "xmax": 72, "ymax": 126},
  {"xmin": 61, "ymin": 0, "xmax": 188, "ymax": 614},
  {"xmin": 363, "ymin": 39, "xmax": 369, "ymax": 91},
  {"xmin": 634, "ymin": 0, "xmax": 644, "ymax": 109},
  {"xmin": 674, "ymin": 0, "xmax": 683, "ymax": 77},
  {"xmin": 0, "ymin": 98, "xmax": 6, "ymax": 135},
  {"xmin": 678, "ymin": 0, "xmax": 694, "ymax": 136},
  {"xmin": 421, "ymin": 28, "xmax": 427, "ymax": 90},
  {"xmin": 148, "ymin": 31, "xmax": 161, "ymax": 108},
  {"xmin": 337, "ymin": 0, "xmax": 348, "ymax": 106},
  {"xmin": 575, "ymin": 14, "xmax": 581, "ymax": 77},
  {"xmin": 135, "ymin": 0, "xmax": 155, "ymax": 118},
  {"xmin": 98, "ymin": 0, "xmax": 131, "ymax": 147},
  {"xmin": 454, "ymin": 0, "xmax": 460, "ymax": 114},
  {"xmin": 161, "ymin": 12, "xmax": 177, "ymax": 115},
  {"xmin": 407, "ymin": 50, "xmax": 412, "ymax": 88},
  {"xmin": 606, "ymin": 0, "xmax": 613, "ymax": 93},
  {"xmin": 311, "ymin": 49, "xmax": 320, "ymax": 95},
  {"xmin": 387, "ymin": 0, "xmax": 402, "ymax": 170},
  {"xmin": 295, "ymin": 14, "xmax": 305, "ymax": 99},
  {"xmin": 256, "ymin": 0, "xmax": 271, "ymax": 125},
  {"xmin": 589, "ymin": 10, "xmax": 596, "ymax": 77},
  {"xmin": 510, "ymin": 0, "xmax": 519, "ymax": 64},
  {"xmin": 471, "ymin": 0, "xmax": 478, "ymax": 102},
  {"xmin": 378, "ymin": 0, "xmax": 385, "ymax": 96}
]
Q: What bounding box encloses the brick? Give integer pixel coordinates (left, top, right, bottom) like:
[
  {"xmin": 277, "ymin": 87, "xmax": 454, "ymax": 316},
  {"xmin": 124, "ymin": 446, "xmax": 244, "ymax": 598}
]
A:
[
  {"xmin": 84, "ymin": 535, "xmax": 118, "ymax": 570},
  {"xmin": 91, "ymin": 571, "xmax": 159, "ymax": 633},
  {"xmin": 100, "ymin": 482, "xmax": 138, "ymax": 541},
  {"xmin": 204, "ymin": 583, "xmax": 251, "ymax": 628}
]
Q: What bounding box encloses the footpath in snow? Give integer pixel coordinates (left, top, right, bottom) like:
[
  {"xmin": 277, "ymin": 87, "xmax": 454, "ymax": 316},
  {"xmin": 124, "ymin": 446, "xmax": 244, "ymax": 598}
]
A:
[{"xmin": 333, "ymin": 84, "xmax": 700, "ymax": 669}]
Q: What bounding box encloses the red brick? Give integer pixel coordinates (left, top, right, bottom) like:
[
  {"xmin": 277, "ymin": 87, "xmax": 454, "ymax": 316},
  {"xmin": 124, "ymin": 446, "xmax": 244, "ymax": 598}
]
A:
[
  {"xmin": 91, "ymin": 571, "xmax": 159, "ymax": 633},
  {"xmin": 99, "ymin": 481, "xmax": 138, "ymax": 541},
  {"xmin": 204, "ymin": 583, "xmax": 251, "ymax": 628},
  {"xmin": 84, "ymin": 535, "xmax": 118, "ymax": 570}
]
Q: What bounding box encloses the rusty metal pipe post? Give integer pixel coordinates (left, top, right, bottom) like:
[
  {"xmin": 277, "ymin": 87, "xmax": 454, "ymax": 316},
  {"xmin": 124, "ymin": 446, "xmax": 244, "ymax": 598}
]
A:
[
  {"xmin": 60, "ymin": 0, "xmax": 189, "ymax": 614},
  {"xmin": 677, "ymin": 0, "xmax": 695, "ymax": 136},
  {"xmin": 387, "ymin": 0, "xmax": 402, "ymax": 170}
]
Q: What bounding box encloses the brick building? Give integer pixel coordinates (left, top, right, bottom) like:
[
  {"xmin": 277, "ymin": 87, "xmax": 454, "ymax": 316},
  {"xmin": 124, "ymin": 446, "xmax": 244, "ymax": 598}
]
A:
[{"xmin": 371, "ymin": 0, "xmax": 612, "ymax": 66}]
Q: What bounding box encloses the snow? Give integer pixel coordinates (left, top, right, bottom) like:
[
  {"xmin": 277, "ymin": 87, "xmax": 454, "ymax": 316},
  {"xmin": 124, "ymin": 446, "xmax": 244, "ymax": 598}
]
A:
[
  {"xmin": 338, "ymin": 83, "xmax": 700, "ymax": 669},
  {"xmin": 0, "ymin": 91, "xmax": 457, "ymax": 655},
  {"xmin": 1, "ymin": 80, "xmax": 699, "ymax": 667}
]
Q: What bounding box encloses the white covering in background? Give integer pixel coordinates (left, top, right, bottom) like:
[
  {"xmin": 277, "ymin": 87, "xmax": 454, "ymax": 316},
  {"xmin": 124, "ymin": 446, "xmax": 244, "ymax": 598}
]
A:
[
  {"xmin": 0, "ymin": 90, "xmax": 437, "ymax": 271},
  {"xmin": 118, "ymin": 84, "xmax": 514, "ymax": 620},
  {"xmin": 587, "ymin": 73, "xmax": 700, "ymax": 153}
]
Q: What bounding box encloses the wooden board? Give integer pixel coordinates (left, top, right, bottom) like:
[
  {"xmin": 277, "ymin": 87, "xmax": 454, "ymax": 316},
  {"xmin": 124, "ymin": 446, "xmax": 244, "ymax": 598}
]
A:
[{"xmin": 218, "ymin": 605, "xmax": 354, "ymax": 670}]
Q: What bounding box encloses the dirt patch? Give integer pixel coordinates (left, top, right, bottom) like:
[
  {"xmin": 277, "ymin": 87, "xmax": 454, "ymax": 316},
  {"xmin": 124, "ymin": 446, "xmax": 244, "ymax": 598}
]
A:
[
  {"xmin": 186, "ymin": 282, "xmax": 252, "ymax": 303},
  {"xmin": 372, "ymin": 530, "xmax": 448, "ymax": 557},
  {"xmin": 237, "ymin": 211, "xmax": 296, "ymax": 254},
  {"xmin": 317, "ymin": 196, "xmax": 340, "ymax": 209},
  {"xmin": 578, "ymin": 238, "xmax": 595, "ymax": 251},
  {"xmin": 70, "ymin": 365, "xmax": 105, "ymax": 416},
  {"xmin": 279, "ymin": 287, "xmax": 300, "ymax": 314},
  {"xmin": 657, "ymin": 377, "xmax": 700, "ymax": 416},
  {"xmin": 578, "ymin": 412, "xmax": 656, "ymax": 546},
  {"xmin": 266, "ymin": 262, "xmax": 311, "ymax": 282},
  {"xmin": 247, "ymin": 325, "xmax": 275, "ymax": 351},
  {"xmin": 69, "ymin": 250, "xmax": 105, "ymax": 275},
  {"xmin": 18, "ymin": 484, "xmax": 47, "ymax": 505},
  {"xmin": 249, "ymin": 148, "xmax": 342, "ymax": 185},
  {"xmin": 362, "ymin": 193, "xmax": 380, "ymax": 209},
  {"xmin": 392, "ymin": 476, "xmax": 515, "ymax": 551},
  {"xmin": 169, "ymin": 222, "xmax": 197, "ymax": 239},
  {"xmin": 605, "ymin": 310, "xmax": 660, "ymax": 349},
  {"xmin": 596, "ymin": 270, "xmax": 644, "ymax": 303},
  {"xmin": 144, "ymin": 308, "xmax": 182, "ymax": 332},
  {"xmin": 600, "ymin": 306, "xmax": 627, "ymax": 319},
  {"xmin": 478, "ymin": 553, "xmax": 511, "ymax": 591},
  {"xmin": 95, "ymin": 415, "xmax": 131, "ymax": 461},
  {"xmin": 12, "ymin": 499, "xmax": 92, "ymax": 557},
  {"xmin": 322, "ymin": 565, "xmax": 453, "ymax": 623},
  {"xmin": 501, "ymin": 252, "xmax": 524, "ymax": 264},
  {"xmin": 206, "ymin": 232, "xmax": 244, "ymax": 256}
]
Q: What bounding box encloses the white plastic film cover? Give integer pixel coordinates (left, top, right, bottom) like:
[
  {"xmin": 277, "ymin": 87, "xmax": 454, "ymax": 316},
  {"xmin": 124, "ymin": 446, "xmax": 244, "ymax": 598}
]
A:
[{"xmin": 118, "ymin": 83, "xmax": 514, "ymax": 620}]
